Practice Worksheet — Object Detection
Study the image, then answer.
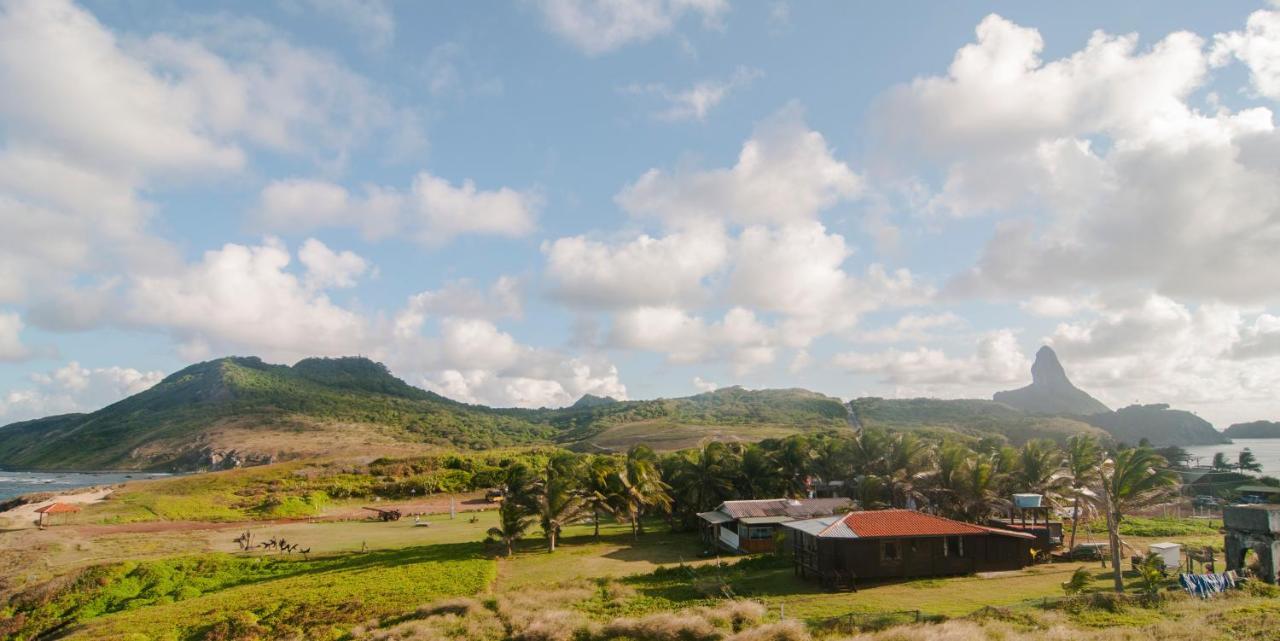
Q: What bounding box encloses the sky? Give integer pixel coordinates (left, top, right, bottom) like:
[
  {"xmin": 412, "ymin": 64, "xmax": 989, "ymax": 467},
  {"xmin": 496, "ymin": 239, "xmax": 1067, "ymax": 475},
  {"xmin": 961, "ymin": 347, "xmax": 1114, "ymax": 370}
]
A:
[{"xmin": 2, "ymin": 0, "xmax": 1280, "ymax": 429}]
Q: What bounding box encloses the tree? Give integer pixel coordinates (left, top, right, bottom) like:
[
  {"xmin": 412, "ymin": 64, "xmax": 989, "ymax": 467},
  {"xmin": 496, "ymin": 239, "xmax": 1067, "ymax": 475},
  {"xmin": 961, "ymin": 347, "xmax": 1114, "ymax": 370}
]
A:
[
  {"xmin": 620, "ymin": 445, "xmax": 671, "ymax": 537},
  {"xmin": 488, "ymin": 463, "xmax": 536, "ymax": 557},
  {"xmin": 537, "ymin": 452, "xmax": 587, "ymax": 552},
  {"xmin": 670, "ymin": 441, "xmax": 739, "ymax": 522},
  {"xmin": 1065, "ymin": 435, "xmax": 1103, "ymax": 550},
  {"xmin": 582, "ymin": 455, "xmax": 624, "ymax": 539},
  {"xmin": 775, "ymin": 435, "xmax": 815, "ymax": 497},
  {"xmin": 1096, "ymin": 447, "xmax": 1179, "ymax": 592},
  {"xmin": 1212, "ymin": 452, "xmax": 1232, "ymax": 471},
  {"xmin": 883, "ymin": 433, "xmax": 932, "ymax": 509},
  {"xmin": 1238, "ymin": 448, "xmax": 1263, "ymax": 473},
  {"xmin": 954, "ymin": 453, "xmax": 1010, "ymax": 522},
  {"xmin": 737, "ymin": 444, "xmax": 783, "ymax": 499}
]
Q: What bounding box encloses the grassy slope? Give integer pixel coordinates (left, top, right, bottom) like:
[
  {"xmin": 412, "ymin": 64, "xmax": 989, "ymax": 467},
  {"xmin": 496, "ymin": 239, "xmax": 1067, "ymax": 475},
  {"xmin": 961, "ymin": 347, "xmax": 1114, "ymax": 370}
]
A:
[{"xmin": 850, "ymin": 397, "xmax": 1110, "ymax": 444}]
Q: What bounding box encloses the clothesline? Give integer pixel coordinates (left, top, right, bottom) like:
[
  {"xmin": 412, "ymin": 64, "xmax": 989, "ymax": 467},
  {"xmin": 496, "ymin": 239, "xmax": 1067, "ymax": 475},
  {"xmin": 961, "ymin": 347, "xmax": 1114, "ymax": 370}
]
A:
[{"xmin": 1179, "ymin": 571, "xmax": 1238, "ymax": 599}]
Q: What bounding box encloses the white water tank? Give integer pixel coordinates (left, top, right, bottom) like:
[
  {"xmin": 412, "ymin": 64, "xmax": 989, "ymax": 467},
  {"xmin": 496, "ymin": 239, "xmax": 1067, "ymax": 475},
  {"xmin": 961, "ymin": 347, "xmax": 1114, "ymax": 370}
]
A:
[{"xmin": 1149, "ymin": 542, "xmax": 1181, "ymax": 569}]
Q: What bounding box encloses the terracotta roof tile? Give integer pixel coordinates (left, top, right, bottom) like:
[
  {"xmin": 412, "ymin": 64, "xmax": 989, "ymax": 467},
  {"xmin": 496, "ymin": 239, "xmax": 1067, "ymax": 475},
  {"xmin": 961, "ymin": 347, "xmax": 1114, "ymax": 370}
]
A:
[{"xmin": 829, "ymin": 509, "xmax": 992, "ymax": 538}]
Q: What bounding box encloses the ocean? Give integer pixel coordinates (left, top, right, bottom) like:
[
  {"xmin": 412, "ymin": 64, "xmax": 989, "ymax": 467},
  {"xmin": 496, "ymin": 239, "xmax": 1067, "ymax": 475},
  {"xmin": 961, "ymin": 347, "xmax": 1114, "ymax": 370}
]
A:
[
  {"xmin": 0, "ymin": 470, "xmax": 172, "ymax": 502},
  {"xmin": 1183, "ymin": 438, "xmax": 1280, "ymax": 476}
]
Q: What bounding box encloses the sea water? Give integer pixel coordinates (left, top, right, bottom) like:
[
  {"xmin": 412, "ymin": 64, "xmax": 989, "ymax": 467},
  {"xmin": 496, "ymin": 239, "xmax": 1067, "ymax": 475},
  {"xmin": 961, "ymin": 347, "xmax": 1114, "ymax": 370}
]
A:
[
  {"xmin": 0, "ymin": 470, "xmax": 170, "ymax": 502},
  {"xmin": 1184, "ymin": 438, "xmax": 1280, "ymax": 476}
]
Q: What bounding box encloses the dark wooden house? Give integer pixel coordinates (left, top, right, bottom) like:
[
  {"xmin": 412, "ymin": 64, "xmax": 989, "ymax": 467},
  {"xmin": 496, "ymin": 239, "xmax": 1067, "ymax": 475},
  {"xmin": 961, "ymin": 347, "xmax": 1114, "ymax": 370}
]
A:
[
  {"xmin": 783, "ymin": 509, "xmax": 1036, "ymax": 588},
  {"xmin": 698, "ymin": 498, "xmax": 854, "ymax": 554}
]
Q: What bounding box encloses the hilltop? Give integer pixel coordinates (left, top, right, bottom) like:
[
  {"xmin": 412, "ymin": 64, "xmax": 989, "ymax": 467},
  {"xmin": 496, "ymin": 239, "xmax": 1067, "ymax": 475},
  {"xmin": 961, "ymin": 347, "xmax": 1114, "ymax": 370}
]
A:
[
  {"xmin": 1224, "ymin": 420, "xmax": 1280, "ymax": 439},
  {"xmin": 848, "ymin": 397, "xmax": 1109, "ymax": 445},
  {"xmin": 993, "ymin": 346, "xmax": 1111, "ymax": 415},
  {"xmin": 0, "ymin": 358, "xmax": 852, "ymax": 471},
  {"xmin": 1084, "ymin": 403, "xmax": 1229, "ymax": 446}
]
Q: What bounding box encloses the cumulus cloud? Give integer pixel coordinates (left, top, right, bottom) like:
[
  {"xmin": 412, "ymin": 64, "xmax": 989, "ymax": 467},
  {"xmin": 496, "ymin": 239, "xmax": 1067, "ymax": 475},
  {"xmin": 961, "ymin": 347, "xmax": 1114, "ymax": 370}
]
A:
[
  {"xmin": 1212, "ymin": 4, "xmax": 1280, "ymax": 100},
  {"xmin": 393, "ymin": 277, "xmax": 523, "ymax": 340},
  {"xmin": 124, "ymin": 239, "xmax": 369, "ymax": 362},
  {"xmin": 542, "ymin": 222, "xmax": 728, "ymax": 309},
  {"xmin": 609, "ymin": 306, "xmax": 777, "ymax": 374},
  {"xmin": 877, "ymin": 12, "xmax": 1280, "ymax": 304},
  {"xmin": 853, "ymin": 313, "xmax": 965, "ymax": 344},
  {"xmin": 298, "ymin": 238, "xmax": 371, "ymax": 289},
  {"xmin": 1043, "ymin": 294, "xmax": 1280, "ymax": 426},
  {"xmin": 535, "ymin": 0, "xmax": 728, "ymax": 55},
  {"xmin": 0, "ymin": 312, "xmax": 30, "ymax": 361},
  {"xmin": 834, "ymin": 329, "xmax": 1029, "ymax": 392},
  {"xmin": 409, "ymin": 173, "xmax": 541, "ymax": 244},
  {"xmin": 617, "ymin": 106, "xmax": 863, "ymax": 226},
  {"xmin": 0, "ymin": 361, "xmax": 163, "ymax": 423},
  {"xmin": 254, "ymin": 172, "xmax": 542, "ymax": 245},
  {"xmin": 622, "ymin": 66, "xmax": 761, "ymax": 122}
]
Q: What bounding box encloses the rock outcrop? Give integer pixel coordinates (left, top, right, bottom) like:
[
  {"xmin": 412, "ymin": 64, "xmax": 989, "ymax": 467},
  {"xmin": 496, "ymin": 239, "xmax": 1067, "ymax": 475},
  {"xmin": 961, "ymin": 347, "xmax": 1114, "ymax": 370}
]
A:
[{"xmin": 993, "ymin": 346, "xmax": 1111, "ymax": 416}]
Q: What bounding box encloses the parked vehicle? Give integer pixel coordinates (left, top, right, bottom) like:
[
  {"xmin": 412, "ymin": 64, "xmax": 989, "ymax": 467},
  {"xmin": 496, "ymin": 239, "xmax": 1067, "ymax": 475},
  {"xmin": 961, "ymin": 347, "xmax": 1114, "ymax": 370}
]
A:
[
  {"xmin": 1053, "ymin": 542, "xmax": 1110, "ymax": 562},
  {"xmin": 485, "ymin": 488, "xmax": 505, "ymax": 503},
  {"xmin": 1193, "ymin": 495, "xmax": 1221, "ymax": 508}
]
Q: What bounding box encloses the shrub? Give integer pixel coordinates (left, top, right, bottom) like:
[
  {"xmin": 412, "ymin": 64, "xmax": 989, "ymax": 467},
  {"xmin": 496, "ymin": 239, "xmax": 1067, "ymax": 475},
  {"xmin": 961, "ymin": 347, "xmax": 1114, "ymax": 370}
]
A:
[
  {"xmin": 596, "ymin": 613, "xmax": 723, "ymax": 641},
  {"xmin": 725, "ymin": 621, "xmax": 808, "ymax": 641},
  {"xmin": 1061, "ymin": 567, "xmax": 1091, "ymax": 596}
]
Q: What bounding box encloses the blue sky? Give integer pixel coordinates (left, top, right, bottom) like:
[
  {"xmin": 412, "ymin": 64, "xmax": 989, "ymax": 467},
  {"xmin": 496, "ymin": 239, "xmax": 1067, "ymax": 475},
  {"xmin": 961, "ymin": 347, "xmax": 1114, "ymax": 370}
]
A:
[{"xmin": 2, "ymin": 0, "xmax": 1280, "ymax": 428}]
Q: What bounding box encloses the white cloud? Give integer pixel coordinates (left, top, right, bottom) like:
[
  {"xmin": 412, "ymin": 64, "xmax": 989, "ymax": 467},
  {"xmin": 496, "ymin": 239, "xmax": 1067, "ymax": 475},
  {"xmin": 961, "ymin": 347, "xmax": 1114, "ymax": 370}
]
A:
[
  {"xmin": 692, "ymin": 376, "xmax": 718, "ymax": 393},
  {"xmin": 124, "ymin": 239, "xmax": 368, "ymax": 362},
  {"xmin": 834, "ymin": 329, "xmax": 1029, "ymax": 391},
  {"xmin": 608, "ymin": 306, "xmax": 777, "ymax": 374},
  {"xmin": 542, "ymin": 223, "xmax": 728, "ymax": 309},
  {"xmin": 298, "ymin": 238, "xmax": 371, "ymax": 290},
  {"xmin": 1212, "ymin": 4, "xmax": 1280, "ymax": 100},
  {"xmin": 1020, "ymin": 295, "xmax": 1098, "ymax": 318},
  {"xmin": 256, "ymin": 179, "xmax": 402, "ymax": 240},
  {"xmin": 254, "ymin": 172, "xmax": 541, "ymax": 245},
  {"xmin": 853, "ymin": 312, "xmax": 965, "ymax": 344},
  {"xmin": 0, "ymin": 312, "xmax": 30, "ymax": 361},
  {"xmin": 409, "ymin": 173, "xmax": 541, "ymax": 244},
  {"xmin": 623, "ymin": 66, "xmax": 761, "ymax": 122},
  {"xmin": 876, "ymin": 12, "xmax": 1280, "ymax": 304},
  {"xmin": 394, "ymin": 277, "xmax": 523, "ymax": 340},
  {"xmin": 1042, "ymin": 294, "xmax": 1280, "ymax": 426},
  {"xmin": 1, "ymin": 361, "xmax": 164, "ymax": 424},
  {"xmin": 535, "ymin": 0, "xmax": 728, "ymax": 55},
  {"xmin": 617, "ymin": 106, "xmax": 863, "ymax": 226}
]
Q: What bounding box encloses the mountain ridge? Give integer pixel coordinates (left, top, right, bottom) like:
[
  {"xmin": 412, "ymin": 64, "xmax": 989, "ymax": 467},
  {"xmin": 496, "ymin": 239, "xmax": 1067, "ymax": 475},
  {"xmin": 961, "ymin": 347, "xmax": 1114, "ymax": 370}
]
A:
[{"xmin": 993, "ymin": 346, "xmax": 1111, "ymax": 416}]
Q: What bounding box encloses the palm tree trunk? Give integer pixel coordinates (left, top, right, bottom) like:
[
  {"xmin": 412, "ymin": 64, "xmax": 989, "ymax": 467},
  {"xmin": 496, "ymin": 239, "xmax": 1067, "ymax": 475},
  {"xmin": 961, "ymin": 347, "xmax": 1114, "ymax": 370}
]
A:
[
  {"xmin": 1107, "ymin": 510, "xmax": 1124, "ymax": 593},
  {"xmin": 549, "ymin": 528, "xmax": 557, "ymax": 553},
  {"xmin": 506, "ymin": 539, "xmax": 513, "ymax": 557},
  {"xmin": 594, "ymin": 508, "xmax": 600, "ymax": 539},
  {"xmin": 631, "ymin": 511, "xmax": 639, "ymax": 539},
  {"xmin": 1069, "ymin": 495, "xmax": 1081, "ymax": 550}
]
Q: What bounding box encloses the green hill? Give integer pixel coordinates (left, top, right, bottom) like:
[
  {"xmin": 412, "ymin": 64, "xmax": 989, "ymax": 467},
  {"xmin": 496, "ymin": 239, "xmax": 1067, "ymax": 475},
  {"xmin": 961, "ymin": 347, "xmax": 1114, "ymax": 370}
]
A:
[
  {"xmin": 848, "ymin": 397, "xmax": 1109, "ymax": 445},
  {"xmin": 1224, "ymin": 420, "xmax": 1280, "ymax": 439},
  {"xmin": 1084, "ymin": 404, "xmax": 1229, "ymax": 446},
  {"xmin": 0, "ymin": 359, "xmax": 854, "ymax": 470}
]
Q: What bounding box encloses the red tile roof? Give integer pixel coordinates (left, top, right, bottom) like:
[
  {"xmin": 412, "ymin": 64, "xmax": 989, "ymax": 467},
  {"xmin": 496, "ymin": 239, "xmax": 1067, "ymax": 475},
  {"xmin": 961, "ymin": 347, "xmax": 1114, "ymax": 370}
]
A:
[{"xmin": 818, "ymin": 509, "xmax": 1034, "ymax": 540}]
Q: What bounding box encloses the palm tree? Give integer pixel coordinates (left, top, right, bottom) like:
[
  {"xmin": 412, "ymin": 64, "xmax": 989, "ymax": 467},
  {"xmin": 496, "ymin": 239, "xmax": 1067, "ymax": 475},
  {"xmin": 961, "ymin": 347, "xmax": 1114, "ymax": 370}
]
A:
[
  {"xmin": 1065, "ymin": 435, "xmax": 1103, "ymax": 550},
  {"xmin": 1238, "ymin": 448, "xmax": 1263, "ymax": 473},
  {"xmin": 1016, "ymin": 439, "xmax": 1066, "ymax": 497},
  {"xmin": 620, "ymin": 445, "xmax": 671, "ymax": 537},
  {"xmin": 737, "ymin": 444, "xmax": 783, "ymax": 499},
  {"xmin": 537, "ymin": 452, "xmax": 587, "ymax": 552},
  {"xmin": 1097, "ymin": 447, "xmax": 1179, "ymax": 592},
  {"xmin": 488, "ymin": 463, "xmax": 536, "ymax": 557},
  {"xmin": 883, "ymin": 432, "xmax": 932, "ymax": 509},
  {"xmin": 955, "ymin": 453, "xmax": 1010, "ymax": 522},
  {"xmin": 675, "ymin": 441, "xmax": 739, "ymax": 514},
  {"xmin": 775, "ymin": 436, "xmax": 815, "ymax": 497},
  {"xmin": 582, "ymin": 455, "xmax": 624, "ymax": 539},
  {"xmin": 1212, "ymin": 452, "xmax": 1232, "ymax": 471}
]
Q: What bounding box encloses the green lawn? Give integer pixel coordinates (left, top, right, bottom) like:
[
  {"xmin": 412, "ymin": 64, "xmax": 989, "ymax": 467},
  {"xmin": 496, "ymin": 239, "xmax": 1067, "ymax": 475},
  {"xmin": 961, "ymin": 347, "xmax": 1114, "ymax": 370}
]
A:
[{"xmin": 5, "ymin": 543, "xmax": 495, "ymax": 641}]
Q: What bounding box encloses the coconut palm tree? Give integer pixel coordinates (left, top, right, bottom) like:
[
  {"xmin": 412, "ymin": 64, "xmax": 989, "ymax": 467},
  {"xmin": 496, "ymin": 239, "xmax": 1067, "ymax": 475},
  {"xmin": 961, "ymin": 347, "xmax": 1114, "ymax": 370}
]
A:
[
  {"xmin": 955, "ymin": 453, "xmax": 1010, "ymax": 522},
  {"xmin": 1096, "ymin": 447, "xmax": 1179, "ymax": 592},
  {"xmin": 737, "ymin": 444, "xmax": 783, "ymax": 499},
  {"xmin": 620, "ymin": 445, "xmax": 671, "ymax": 537},
  {"xmin": 883, "ymin": 432, "xmax": 933, "ymax": 509},
  {"xmin": 672, "ymin": 441, "xmax": 739, "ymax": 516},
  {"xmin": 1238, "ymin": 448, "xmax": 1263, "ymax": 473},
  {"xmin": 537, "ymin": 452, "xmax": 587, "ymax": 552},
  {"xmin": 775, "ymin": 435, "xmax": 815, "ymax": 497},
  {"xmin": 1065, "ymin": 434, "xmax": 1103, "ymax": 550},
  {"xmin": 582, "ymin": 455, "xmax": 624, "ymax": 539},
  {"xmin": 488, "ymin": 463, "xmax": 536, "ymax": 557}
]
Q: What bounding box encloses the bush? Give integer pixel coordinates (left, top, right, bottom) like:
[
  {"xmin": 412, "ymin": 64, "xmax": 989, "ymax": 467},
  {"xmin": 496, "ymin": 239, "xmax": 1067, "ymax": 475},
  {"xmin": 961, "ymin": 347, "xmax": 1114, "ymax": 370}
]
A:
[{"xmin": 597, "ymin": 613, "xmax": 723, "ymax": 641}]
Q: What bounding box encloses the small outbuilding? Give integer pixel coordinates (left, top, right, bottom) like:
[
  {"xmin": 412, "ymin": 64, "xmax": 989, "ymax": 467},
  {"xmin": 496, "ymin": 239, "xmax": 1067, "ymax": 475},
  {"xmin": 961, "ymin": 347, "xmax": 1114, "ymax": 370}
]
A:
[
  {"xmin": 783, "ymin": 509, "xmax": 1036, "ymax": 589},
  {"xmin": 698, "ymin": 498, "xmax": 854, "ymax": 554},
  {"xmin": 34, "ymin": 502, "xmax": 81, "ymax": 528}
]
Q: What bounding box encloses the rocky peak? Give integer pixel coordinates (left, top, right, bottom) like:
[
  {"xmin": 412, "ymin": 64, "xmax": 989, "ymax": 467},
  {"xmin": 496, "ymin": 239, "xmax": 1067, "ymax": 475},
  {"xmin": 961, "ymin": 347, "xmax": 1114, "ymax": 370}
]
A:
[{"xmin": 1030, "ymin": 346, "xmax": 1069, "ymax": 387}]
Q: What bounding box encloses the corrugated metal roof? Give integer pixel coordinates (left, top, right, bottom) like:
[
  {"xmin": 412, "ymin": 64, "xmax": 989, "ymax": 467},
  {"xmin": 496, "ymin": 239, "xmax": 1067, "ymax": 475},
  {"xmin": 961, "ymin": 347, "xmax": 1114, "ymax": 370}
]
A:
[
  {"xmin": 781, "ymin": 515, "xmax": 843, "ymax": 536},
  {"xmin": 738, "ymin": 515, "xmax": 793, "ymax": 525},
  {"xmin": 35, "ymin": 502, "xmax": 81, "ymax": 514},
  {"xmin": 697, "ymin": 511, "xmax": 732, "ymax": 524},
  {"xmin": 717, "ymin": 498, "xmax": 854, "ymax": 519},
  {"xmin": 785, "ymin": 509, "xmax": 1034, "ymax": 540}
]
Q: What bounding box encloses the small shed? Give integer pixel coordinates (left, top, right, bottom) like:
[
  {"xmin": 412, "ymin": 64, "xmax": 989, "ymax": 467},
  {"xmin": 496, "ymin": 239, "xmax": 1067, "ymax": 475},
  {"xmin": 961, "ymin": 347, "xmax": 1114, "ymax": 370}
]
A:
[
  {"xmin": 34, "ymin": 502, "xmax": 81, "ymax": 528},
  {"xmin": 1148, "ymin": 542, "xmax": 1182, "ymax": 569}
]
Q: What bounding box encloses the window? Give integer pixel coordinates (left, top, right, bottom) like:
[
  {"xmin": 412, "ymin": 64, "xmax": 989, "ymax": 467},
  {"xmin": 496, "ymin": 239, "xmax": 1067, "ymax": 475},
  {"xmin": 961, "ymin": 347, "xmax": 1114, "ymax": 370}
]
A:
[
  {"xmin": 747, "ymin": 526, "xmax": 774, "ymax": 540},
  {"xmin": 945, "ymin": 536, "xmax": 964, "ymax": 558},
  {"xmin": 881, "ymin": 540, "xmax": 901, "ymax": 562}
]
